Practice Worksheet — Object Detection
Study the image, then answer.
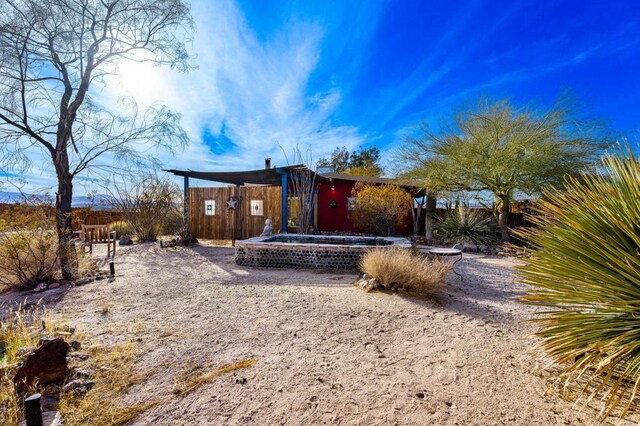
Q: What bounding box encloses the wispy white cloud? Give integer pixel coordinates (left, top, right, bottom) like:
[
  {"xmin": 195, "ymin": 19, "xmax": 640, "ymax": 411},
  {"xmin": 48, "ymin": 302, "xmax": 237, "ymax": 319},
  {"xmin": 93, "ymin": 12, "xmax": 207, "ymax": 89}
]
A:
[
  {"xmin": 6, "ymin": 0, "xmax": 368, "ymax": 194},
  {"xmin": 106, "ymin": 0, "xmax": 365, "ymax": 176}
]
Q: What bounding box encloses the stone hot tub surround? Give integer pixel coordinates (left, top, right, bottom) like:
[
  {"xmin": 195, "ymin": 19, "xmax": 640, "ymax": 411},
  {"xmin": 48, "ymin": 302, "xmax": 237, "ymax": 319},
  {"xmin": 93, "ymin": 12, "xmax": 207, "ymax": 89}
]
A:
[{"xmin": 235, "ymin": 234, "xmax": 411, "ymax": 269}]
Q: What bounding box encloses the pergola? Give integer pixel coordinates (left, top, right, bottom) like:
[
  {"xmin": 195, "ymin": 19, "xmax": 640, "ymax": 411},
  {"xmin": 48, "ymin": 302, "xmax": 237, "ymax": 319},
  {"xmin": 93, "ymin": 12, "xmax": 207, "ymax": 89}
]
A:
[{"xmin": 164, "ymin": 165, "xmax": 328, "ymax": 227}]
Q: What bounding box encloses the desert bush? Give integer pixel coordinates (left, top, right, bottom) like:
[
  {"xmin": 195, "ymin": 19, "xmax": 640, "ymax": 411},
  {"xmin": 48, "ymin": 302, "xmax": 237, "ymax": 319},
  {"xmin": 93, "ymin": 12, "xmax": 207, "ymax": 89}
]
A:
[
  {"xmin": 109, "ymin": 221, "xmax": 132, "ymax": 238},
  {"xmin": 517, "ymin": 148, "xmax": 640, "ymax": 420},
  {"xmin": 0, "ymin": 304, "xmax": 157, "ymax": 426},
  {"xmin": 0, "ymin": 204, "xmax": 61, "ymax": 289},
  {"xmin": 161, "ymin": 210, "xmax": 185, "ymax": 236},
  {"xmin": 111, "ymin": 176, "xmax": 182, "ymax": 242},
  {"xmin": 350, "ymin": 183, "xmax": 413, "ymax": 236},
  {"xmin": 0, "ymin": 304, "xmax": 62, "ymax": 425},
  {"xmin": 360, "ymin": 248, "xmax": 451, "ymax": 296},
  {"xmin": 439, "ymin": 208, "xmax": 496, "ymax": 246}
]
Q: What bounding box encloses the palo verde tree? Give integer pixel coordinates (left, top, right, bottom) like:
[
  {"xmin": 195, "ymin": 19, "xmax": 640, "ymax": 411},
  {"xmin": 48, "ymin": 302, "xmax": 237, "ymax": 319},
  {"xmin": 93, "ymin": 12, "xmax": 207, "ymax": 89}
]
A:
[
  {"xmin": 0, "ymin": 0, "xmax": 192, "ymax": 278},
  {"xmin": 317, "ymin": 146, "xmax": 383, "ymax": 177},
  {"xmin": 394, "ymin": 156, "xmax": 450, "ymax": 243},
  {"xmin": 403, "ymin": 97, "xmax": 605, "ymax": 243}
]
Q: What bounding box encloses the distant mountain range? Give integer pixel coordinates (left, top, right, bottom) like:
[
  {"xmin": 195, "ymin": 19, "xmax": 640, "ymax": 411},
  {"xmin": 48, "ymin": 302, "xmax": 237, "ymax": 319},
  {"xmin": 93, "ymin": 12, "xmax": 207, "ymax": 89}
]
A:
[{"xmin": 0, "ymin": 191, "xmax": 115, "ymax": 210}]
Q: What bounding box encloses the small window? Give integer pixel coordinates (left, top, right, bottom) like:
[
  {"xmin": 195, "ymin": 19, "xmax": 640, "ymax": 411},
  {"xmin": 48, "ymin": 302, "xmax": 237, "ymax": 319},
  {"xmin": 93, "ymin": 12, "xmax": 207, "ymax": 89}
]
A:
[
  {"xmin": 347, "ymin": 196, "xmax": 356, "ymax": 211},
  {"xmin": 204, "ymin": 200, "xmax": 216, "ymax": 216},
  {"xmin": 250, "ymin": 199, "xmax": 264, "ymax": 216}
]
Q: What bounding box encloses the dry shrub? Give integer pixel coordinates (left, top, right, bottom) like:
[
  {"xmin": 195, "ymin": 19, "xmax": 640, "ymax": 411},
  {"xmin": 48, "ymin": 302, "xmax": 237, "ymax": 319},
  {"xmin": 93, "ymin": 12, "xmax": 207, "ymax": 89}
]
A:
[
  {"xmin": 1, "ymin": 304, "xmax": 158, "ymax": 426},
  {"xmin": 59, "ymin": 341, "xmax": 159, "ymax": 426},
  {"xmin": 350, "ymin": 183, "xmax": 413, "ymax": 236},
  {"xmin": 109, "ymin": 221, "xmax": 132, "ymax": 239},
  {"xmin": 0, "ymin": 204, "xmax": 60, "ymax": 289},
  {"xmin": 360, "ymin": 248, "xmax": 451, "ymax": 296},
  {"xmin": 161, "ymin": 210, "xmax": 185, "ymax": 236},
  {"xmin": 111, "ymin": 175, "xmax": 182, "ymax": 242},
  {"xmin": 0, "ymin": 304, "xmax": 66, "ymax": 425}
]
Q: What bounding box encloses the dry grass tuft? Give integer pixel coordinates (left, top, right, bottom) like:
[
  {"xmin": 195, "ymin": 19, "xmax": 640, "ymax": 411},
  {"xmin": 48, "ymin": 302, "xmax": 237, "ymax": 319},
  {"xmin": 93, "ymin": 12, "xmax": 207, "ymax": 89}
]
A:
[
  {"xmin": 0, "ymin": 304, "xmax": 66, "ymax": 425},
  {"xmin": 100, "ymin": 300, "xmax": 112, "ymax": 314},
  {"xmin": 360, "ymin": 248, "xmax": 451, "ymax": 297},
  {"xmin": 59, "ymin": 341, "xmax": 159, "ymax": 426},
  {"xmin": 0, "ymin": 304, "xmax": 158, "ymax": 426},
  {"xmin": 174, "ymin": 359, "xmax": 256, "ymax": 396}
]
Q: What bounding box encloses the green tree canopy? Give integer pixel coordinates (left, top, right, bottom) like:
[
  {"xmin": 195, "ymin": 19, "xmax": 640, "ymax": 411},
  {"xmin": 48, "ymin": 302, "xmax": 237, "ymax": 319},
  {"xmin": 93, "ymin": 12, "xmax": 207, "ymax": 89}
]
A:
[
  {"xmin": 317, "ymin": 146, "xmax": 383, "ymax": 177},
  {"xmin": 400, "ymin": 97, "xmax": 607, "ymax": 242}
]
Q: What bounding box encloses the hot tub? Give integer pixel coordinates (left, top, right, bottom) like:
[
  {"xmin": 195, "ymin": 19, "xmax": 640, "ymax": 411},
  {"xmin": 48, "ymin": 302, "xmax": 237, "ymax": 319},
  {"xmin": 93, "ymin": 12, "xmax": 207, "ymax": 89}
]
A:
[{"xmin": 235, "ymin": 234, "xmax": 411, "ymax": 269}]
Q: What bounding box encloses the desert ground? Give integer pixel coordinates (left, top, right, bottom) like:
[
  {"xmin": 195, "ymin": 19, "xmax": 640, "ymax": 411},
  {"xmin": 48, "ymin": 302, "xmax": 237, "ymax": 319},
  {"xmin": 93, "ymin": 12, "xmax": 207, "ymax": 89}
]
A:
[{"xmin": 3, "ymin": 242, "xmax": 637, "ymax": 425}]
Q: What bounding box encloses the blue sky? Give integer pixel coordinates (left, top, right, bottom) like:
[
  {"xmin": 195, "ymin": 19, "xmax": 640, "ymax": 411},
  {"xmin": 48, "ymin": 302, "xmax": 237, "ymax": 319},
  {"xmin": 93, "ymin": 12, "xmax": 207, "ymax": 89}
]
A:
[
  {"xmin": 4, "ymin": 0, "xmax": 640, "ymax": 194},
  {"xmin": 237, "ymin": 0, "xmax": 640, "ymax": 142}
]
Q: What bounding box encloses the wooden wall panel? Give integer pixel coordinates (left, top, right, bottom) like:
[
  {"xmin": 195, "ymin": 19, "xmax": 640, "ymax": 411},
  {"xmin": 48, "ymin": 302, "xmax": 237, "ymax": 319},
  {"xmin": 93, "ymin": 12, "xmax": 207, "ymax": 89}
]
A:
[{"xmin": 188, "ymin": 186, "xmax": 282, "ymax": 240}]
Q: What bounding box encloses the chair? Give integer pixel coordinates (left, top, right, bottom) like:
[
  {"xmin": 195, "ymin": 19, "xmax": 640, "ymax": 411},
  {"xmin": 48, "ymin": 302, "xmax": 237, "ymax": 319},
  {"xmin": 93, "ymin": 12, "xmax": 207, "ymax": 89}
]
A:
[{"xmin": 79, "ymin": 224, "xmax": 117, "ymax": 257}]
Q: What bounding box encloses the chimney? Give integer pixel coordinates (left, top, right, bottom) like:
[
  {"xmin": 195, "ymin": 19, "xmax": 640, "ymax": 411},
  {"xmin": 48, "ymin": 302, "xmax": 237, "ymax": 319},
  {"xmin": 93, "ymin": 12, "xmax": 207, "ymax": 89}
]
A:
[{"xmin": 265, "ymin": 158, "xmax": 271, "ymax": 169}]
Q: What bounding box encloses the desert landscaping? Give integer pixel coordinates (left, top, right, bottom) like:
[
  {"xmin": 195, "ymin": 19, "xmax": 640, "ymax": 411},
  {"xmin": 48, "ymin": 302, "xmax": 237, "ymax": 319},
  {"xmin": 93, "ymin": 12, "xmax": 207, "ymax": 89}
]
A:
[
  {"xmin": 2, "ymin": 1, "xmax": 640, "ymax": 424},
  {"xmin": 2, "ymin": 242, "xmax": 636, "ymax": 425}
]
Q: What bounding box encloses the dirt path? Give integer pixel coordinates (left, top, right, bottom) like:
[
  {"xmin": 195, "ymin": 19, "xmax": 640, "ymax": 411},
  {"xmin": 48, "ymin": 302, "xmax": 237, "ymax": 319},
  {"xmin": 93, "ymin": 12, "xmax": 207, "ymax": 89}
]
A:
[{"xmin": 9, "ymin": 243, "xmax": 636, "ymax": 425}]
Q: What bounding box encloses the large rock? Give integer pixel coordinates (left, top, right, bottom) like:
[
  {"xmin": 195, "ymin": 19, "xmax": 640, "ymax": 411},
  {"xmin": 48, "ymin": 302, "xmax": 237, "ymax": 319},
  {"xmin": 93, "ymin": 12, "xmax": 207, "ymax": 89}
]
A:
[{"xmin": 13, "ymin": 338, "xmax": 70, "ymax": 394}]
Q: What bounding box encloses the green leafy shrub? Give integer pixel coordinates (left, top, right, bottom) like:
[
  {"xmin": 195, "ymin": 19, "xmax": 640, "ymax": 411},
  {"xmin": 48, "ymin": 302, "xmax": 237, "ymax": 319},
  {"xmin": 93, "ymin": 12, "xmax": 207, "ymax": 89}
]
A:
[
  {"xmin": 439, "ymin": 208, "xmax": 496, "ymax": 246},
  {"xmin": 517, "ymin": 148, "xmax": 640, "ymax": 419},
  {"xmin": 359, "ymin": 248, "xmax": 451, "ymax": 297}
]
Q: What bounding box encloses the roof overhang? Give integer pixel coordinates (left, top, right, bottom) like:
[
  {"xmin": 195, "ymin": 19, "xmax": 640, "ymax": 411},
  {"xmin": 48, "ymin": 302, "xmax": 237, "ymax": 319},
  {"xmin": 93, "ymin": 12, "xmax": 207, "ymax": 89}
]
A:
[
  {"xmin": 319, "ymin": 172, "xmax": 426, "ymax": 196},
  {"xmin": 164, "ymin": 165, "xmax": 328, "ymax": 186}
]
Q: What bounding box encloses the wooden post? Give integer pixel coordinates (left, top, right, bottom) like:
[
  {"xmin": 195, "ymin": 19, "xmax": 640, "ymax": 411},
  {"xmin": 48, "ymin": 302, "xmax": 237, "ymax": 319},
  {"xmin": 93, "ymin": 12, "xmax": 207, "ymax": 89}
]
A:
[
  {"xmin": 280, "ymin": 173, "xmax": 288, "ymax": 233},
  {"xmin": 309, "ymin": 183, "xmax": 316, "ymax": 231},
  {"xmin": 183, "ymin": 176, "xmax": 189, "ymax": 224},
  {"xmin": 24, "ymin": 394, "xmax": 43, "ymax": 426}
]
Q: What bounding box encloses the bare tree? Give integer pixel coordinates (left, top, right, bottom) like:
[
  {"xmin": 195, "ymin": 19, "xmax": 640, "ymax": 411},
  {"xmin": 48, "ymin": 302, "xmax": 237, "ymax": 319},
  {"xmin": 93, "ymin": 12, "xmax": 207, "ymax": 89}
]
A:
[
  {"xmin": 109, "ymin": 174, "xmax": 181, "ymax": 242},
  {"xmin": 282, "ymin": 146, "xmax": 318, "ymax": 234},
  {"xmin": 0, "ymin": 0, "xmax": 192, "ymax": 278}
]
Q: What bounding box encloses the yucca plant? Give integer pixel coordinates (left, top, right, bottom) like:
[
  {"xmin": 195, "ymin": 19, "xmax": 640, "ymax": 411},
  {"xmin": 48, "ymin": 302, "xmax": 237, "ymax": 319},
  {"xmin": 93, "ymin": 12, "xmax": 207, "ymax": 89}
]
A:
[
  {"xmin": 439, "ymin": 207, "xmax": 496, "ymax": 246},
  {"xmin": 517, "ymin": 148, "xmax": 640, "ymax": 419}
]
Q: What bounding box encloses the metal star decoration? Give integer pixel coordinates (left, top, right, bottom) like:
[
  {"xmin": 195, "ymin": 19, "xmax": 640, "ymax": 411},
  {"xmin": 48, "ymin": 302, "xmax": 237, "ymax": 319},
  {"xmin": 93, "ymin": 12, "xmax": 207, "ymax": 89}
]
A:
[{"xmin": 226, "ymin": 197, "xmax": 238, "ymax": 209}]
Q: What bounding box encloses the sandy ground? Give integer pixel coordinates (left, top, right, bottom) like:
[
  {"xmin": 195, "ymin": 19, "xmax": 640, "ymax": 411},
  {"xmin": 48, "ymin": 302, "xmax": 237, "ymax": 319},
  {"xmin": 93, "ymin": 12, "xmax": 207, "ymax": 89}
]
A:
[{"xmin": 3, "ymin": 242, "xmax": 637, "ymax": 425}]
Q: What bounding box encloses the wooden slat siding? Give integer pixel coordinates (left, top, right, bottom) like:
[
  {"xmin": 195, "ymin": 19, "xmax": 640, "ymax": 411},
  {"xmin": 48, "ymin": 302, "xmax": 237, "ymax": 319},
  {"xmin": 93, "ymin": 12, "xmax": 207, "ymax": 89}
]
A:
[
  {"xmin": 188, "ymin": 186, "xmax": 282, "ymax": 240},
  {"xmin": 239, "ymin": 186, "xmax": 282, "ymax": 239}
]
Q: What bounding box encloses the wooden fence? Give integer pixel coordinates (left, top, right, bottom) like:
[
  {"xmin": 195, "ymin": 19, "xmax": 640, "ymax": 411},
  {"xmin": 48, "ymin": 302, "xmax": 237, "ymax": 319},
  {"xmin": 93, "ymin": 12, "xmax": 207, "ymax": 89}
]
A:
[
  {"xmin": 0, "ymin": 203, "xmax": 122, "ymax": 231},
  {"xmin": 188, "ymin": 186, "xmax": 282, "ymax": 240}
]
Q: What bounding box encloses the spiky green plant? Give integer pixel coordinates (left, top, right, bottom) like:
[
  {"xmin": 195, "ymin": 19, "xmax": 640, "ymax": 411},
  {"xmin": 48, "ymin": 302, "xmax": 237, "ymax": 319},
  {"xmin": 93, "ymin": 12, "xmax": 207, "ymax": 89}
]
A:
[
  {"xmin": 439, "ymin": 208, "xmax": 496, "ymax": 246},
  {"xmin": 517, "ymin": 148, "xmax": 640, "ymax": 419}
]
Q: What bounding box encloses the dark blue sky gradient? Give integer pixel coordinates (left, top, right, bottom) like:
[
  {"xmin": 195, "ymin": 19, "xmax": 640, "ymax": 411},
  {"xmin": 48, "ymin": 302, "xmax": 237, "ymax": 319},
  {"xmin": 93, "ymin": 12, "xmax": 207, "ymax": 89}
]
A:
[{"xmin": 236, "ymin": 0, "xmax": 640, "ymax": 148}]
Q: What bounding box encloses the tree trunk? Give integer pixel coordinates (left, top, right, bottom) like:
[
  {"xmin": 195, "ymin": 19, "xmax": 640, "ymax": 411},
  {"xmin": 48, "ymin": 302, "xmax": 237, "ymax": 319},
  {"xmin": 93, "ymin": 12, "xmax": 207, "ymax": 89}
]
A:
[
  {"xmin": 498, "ymin": 194, "xmax": 511, "ymax": 244},
  {"xmin": 412, "ymin": 196, "xmax": 424, "ymax": 237},
  {"xmin": 55, "ymin": 159, "xmax": 74, "ymax": 280},
  {"xmin": 425, "ymin": 195, "xmax": 437, "ymax": 244}
]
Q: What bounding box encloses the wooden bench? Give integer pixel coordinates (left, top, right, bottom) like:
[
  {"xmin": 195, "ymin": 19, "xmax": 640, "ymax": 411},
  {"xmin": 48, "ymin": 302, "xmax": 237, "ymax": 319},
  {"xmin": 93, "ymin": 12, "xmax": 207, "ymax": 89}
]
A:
[{"xmin": 79, "ymin": 224, "xmax": 117, "ymax": 257}]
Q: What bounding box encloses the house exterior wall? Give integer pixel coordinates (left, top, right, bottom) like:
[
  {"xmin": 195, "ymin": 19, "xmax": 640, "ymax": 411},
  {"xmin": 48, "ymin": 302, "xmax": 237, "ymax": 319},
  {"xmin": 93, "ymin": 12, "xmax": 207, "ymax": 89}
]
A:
[
  {"xmin": 188, "ymin": 186, "xmax": 282, "ymax": 239},
  {"xmin": 316, "ymin": 179, "xmax": 413, "ymax": 235},
  {"xmin": 317, "ymin": 179, "xmax": 357, "ymax": 233}
]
